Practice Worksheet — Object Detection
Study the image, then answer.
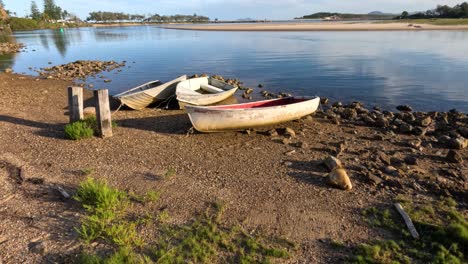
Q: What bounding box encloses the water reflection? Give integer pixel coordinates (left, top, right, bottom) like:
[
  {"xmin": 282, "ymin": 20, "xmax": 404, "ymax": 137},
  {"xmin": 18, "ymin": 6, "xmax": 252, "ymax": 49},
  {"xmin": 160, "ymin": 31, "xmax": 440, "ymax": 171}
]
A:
[
  {"xmin": 94, "ymin": 30, "xmax": 129, "ymax": 42},
  {"xmin": 39, "ymin": 33, "xmax": 49, "ymax": 50},
  {"xmin": 52, "ymin": 30, "xmax": 69, "ymax": 57},
  {"xmin": 6, "ymin": 27, "xmax": 468, "ymax": 111},
  {"xmin": 0, "ymin": 52, "xmax": 15, "ymax": 70}
]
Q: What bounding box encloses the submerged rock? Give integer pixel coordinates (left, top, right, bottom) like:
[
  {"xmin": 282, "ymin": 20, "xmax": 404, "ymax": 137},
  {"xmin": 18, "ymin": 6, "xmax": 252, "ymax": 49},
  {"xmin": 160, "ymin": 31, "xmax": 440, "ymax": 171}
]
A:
[{"xmin": 396, "ymin": 105, "xmax": 413, "ymax": 112}]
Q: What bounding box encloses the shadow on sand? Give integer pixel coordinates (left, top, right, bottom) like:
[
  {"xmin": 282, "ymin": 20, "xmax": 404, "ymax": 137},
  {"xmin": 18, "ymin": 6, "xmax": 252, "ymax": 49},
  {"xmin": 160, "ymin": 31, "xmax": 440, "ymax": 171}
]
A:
[
  {"xmin": 0, "ymin": 115, "xmax": 67, "ymax": 140},
  {"xmin": 118, "ymin": 113, "xmax": 192, "ymax": 135}
]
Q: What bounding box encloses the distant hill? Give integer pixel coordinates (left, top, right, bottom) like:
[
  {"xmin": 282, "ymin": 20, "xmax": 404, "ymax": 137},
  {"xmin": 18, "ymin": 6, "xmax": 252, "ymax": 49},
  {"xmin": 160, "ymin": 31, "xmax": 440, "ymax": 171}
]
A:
[{"xmin": 296, "ymin": 12, "xmax": 395, "ymax": 20}]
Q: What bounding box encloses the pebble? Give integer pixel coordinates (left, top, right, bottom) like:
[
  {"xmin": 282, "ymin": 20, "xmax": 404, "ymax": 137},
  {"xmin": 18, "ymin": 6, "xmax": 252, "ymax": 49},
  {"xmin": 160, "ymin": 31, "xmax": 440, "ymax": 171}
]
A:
[
  {"xmin": 448, "ymin": 137, "xmax": 468, "ymax": 150},
  {"xmin": 28, "ymin": 240, "xmax": 46, "ymax": 255},
  {"xmin": 404, "ymin": 156, "xmax": 418, "ymax": 165},
  {"xmin": 399, "ymin": 123, "xmax": 414, "ymax": 134},
  {"xmin": 458, "ymin": 127, "xmax": 468, "ymax": 138},
  {"xmin": 284, "ymin": 127, "xmax": 296, "ymax": 138},
  {"xmin": 367, "ymin": 173, "xmax": 383, "ymax": 185},
  {"xmin": 323, "ymin": 156, "xmax": 343, "ymax": 171},
  {"xmin": 446, "ymin": 150, "xmax": 463, "ymax": 164}
]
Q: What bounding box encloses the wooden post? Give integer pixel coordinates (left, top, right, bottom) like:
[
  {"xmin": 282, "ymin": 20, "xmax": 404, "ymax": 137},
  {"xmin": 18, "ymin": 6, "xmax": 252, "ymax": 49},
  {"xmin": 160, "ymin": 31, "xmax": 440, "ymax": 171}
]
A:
[
  {"xmin": 94, "ymin": 89, "xmax": 113, "ymax": 138},
  {"xmin": 67, "ymin": 86, "xmax": 83, "ymax": 123}
]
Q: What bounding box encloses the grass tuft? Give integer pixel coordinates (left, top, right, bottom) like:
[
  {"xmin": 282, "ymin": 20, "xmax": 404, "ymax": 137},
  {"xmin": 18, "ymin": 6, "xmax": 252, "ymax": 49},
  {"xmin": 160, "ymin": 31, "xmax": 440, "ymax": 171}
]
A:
[
  {"xmin": 352, "ymin": 197, "xmax": 467, "ymax": 263},
  {"xmin": 64, "ymin": 120, "xmax": 94, "ymax": 140}
]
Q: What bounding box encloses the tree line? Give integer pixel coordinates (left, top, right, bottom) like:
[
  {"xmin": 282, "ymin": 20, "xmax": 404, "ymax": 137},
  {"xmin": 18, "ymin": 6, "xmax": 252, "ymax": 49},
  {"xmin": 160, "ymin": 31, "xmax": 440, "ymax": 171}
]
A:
[
  {"xmin": 397, "ymin": 2, "xmax": 468, "ymax": 19},
  {"xmin": 29, "ymin": 0, "xmax": 79, "ymax": 21},
  {"xmin": 87, "ymin": 12, "xmax": 210, "ymax": 23}
]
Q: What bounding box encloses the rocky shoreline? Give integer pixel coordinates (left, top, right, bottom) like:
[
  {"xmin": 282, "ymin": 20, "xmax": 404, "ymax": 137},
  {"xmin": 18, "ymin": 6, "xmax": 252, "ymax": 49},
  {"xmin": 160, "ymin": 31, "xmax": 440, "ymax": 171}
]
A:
[
  {"xmin": 36, "ymin": 60, "xmax": 126, "ymax": 81},
  {"xmin": 0, "ymin": 72, "xmax": 466, "ymax": 263},
  {"xmin": 0, "ymin": 42, "xmax": 23, "ymax": 55}
]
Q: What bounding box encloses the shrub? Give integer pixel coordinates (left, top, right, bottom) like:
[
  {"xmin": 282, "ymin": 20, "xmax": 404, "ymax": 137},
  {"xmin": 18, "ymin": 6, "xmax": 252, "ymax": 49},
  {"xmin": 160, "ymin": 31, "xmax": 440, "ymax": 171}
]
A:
[
  {"xmin": 64, "ymin": 121, "xmax": 94, "ymax": 140},
  {"xmin": 8, "ymin": 17, "xmax": 39, "ymax": 31}
]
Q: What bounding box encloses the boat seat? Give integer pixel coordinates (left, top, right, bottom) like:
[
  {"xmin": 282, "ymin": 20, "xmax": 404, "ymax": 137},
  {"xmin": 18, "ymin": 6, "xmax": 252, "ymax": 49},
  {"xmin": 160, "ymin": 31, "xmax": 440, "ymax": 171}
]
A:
[{"xmin": 200, "ymin": 84, "xmax": 223, "ymax": 93}]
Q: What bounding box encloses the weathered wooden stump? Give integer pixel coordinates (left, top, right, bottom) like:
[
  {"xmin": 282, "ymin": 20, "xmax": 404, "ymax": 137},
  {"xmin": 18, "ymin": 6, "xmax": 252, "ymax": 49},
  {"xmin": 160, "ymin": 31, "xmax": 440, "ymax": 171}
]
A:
[
  {"xmin": 93, "ymin": 89, "xmax": 113, "ymax": 138},
  {"xmin": 67, "ymin": 86, "xmax": 83, "ymax": 123}
]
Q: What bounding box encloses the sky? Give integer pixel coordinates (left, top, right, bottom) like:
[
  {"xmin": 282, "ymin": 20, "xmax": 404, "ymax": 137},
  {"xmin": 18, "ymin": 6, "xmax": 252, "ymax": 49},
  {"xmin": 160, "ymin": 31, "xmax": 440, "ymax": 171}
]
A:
[{"xmin": 2, "ymin": 0, "xmax": 464, "ymax": 20}]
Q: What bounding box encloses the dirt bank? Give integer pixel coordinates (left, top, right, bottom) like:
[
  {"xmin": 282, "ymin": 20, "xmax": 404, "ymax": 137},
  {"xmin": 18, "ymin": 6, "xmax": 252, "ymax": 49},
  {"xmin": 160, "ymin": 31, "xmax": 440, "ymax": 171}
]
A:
[{"xmin": 0, "ymin": 73, "xmax": 466, "ymax": 263}]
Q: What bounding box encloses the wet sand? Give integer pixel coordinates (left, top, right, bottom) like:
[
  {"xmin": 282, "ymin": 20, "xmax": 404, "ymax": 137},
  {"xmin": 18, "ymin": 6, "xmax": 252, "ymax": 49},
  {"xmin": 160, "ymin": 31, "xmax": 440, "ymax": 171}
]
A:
[{"xmin": 162, "ymin": 22, "xmax": 468, "ymax": 31}]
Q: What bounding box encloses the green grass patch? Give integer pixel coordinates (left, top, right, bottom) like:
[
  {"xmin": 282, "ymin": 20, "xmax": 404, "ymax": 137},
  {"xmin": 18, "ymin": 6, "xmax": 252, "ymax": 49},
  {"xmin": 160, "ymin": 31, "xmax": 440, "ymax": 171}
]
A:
[
  {"xmin": 64, "ymin": 115, "xmax": 117, "ymax": 140},
  {"xmin": 74, "ymin": 178, "xmax": 142, "ymax": 247},
  {"xmin": 74, "ymin": 179, "xmax": 295, "ymax": 263},
  {"xmin": 64, "ymin": 120, "xmax": 94, "ymax": 140},
  {"xmin": 351, "ymin": 197, "xmax": 467, "ymax": 263},
  {"xmin": 151, "ymin": 202, "xmax": 293, "ymax": 263}
]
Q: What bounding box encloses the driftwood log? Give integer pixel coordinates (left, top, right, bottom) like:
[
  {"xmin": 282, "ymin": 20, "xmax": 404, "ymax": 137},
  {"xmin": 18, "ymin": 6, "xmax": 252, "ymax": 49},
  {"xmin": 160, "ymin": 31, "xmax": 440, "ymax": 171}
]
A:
[{"xmin": 394, "ymin": 203, "xmax": 420, "ymax": 239}]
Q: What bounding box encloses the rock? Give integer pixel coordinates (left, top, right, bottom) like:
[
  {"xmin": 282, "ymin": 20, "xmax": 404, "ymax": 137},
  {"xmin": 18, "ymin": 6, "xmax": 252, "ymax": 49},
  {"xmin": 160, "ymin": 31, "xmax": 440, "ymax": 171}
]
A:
[
  {"xmin": 294, "ymin": 141, "xmax": 308, "ymax": 149},
  {"xmin": 458, "ymin": 127, "xmax": 468, "ymax": 138},
  {"xmin": 367, "ymin": 173, "xmax": 383, "ymax": 185},
  {"xmin": 283, "ymin": 161, "xmax": 293, "ymax": 167},
  {"xmin": 327, "ymin": 168, "xmax": 352, "ymax": 190},
  {"xmin": 408, "ymin": 139, "xmax": 422, "ymax": 149},
  {"xmin": 361, "ymin": 115, "xmax": 375, "ymax": 126},
  {"xmin": 104, "ymin": 79, "xmax": 112, "ymax": 83},
  {"xmin": 416, "ymin": 116, "xmax": 432, "ymax": 127},
  {"xmin": 446, "ymin": 150, "xmax": 463, "ymax": 164},
  {"xmin": 320, "ymin": 98, "xmax": 329, "ymax": 105},
  {"xmin": 268, "ymin": 129, "xmax": 278, "ymax": 137},
  {"xmin": 285, "ymin": 150, "xmax": 296, "ymax": 156},
  {"xmin": 404, "ymin": 156, "xmax": 418, "ymax": 165},
  {"xmin": 399, "ymin": 123, "xmax": 414, "ymax": 134},
  {"xmin": 396, "ymin": 105, "xmax": 413, "ymax": 112},
  {"xmin": 384, "ymin": 166, "xmax": 399, "ymax": 176},
  {"xmin": 413, "ymin": 127, "xmax": 427, "ymax": 137},
  {"xmin": 375, "ymin": 117, "xmax": 389, "ymax": 128},
  {"xmin": 245, "ymin": 88, "xmax": 254, "ymax": 94},
  {"xmin": 390, "ymin": 157, "xmax": 404, "ymax": 168},
  {"xmin": 29, "ymin": 240, "xmax": 46, "ymax": 255},
  {"xmin": 377, "ymin": 151, "xmax": 391, "ymax": 165},
  {"xmin": 258, "ymin": 83, "xmax": 263, "ymax": 88},
  {"xmin": 4, "ymin": 68, "xmax": 12, "ymax": 73},
  {"xmin": 374, "ymin": 134, "xmax": 385, "ymax": 141},
  {"xmin": 448, "ymin": 137, "xmax": 468, "ymax": 150},
  {"xmin": 341, "ymin": 108, "xmax": 357, "ymax": 120},
  {"xmin": 332, "ymin": 101, "xmax": 343, "ymax": 108},
  {"xmin": 323, "ymin": 156, "xmax": 343, "ymax": 171},
  {"xmin": 282, "ymin": 138, "xmax": 290, "ymax": 145},
  {"xmin": 438, "ymin": 135, "xmax": 451, "ymax": 145},
  {"xmin": 284, "ymin": 127, "xmax": 296, "ymax": 138}
]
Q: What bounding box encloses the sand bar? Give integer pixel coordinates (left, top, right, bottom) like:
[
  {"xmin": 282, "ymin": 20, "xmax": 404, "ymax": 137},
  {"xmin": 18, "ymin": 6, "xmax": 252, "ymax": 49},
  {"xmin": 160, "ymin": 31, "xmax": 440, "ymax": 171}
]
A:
[{"xmin": 162, "ymin": 22, "xmax": 468, "ymax": 31}]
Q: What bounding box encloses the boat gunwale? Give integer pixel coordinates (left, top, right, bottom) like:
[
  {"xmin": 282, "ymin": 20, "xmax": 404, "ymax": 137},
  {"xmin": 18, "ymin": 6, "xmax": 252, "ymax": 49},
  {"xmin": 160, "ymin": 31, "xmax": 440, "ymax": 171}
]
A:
[
  {"xmin": 185, "ymin": 96, "xmax": 320, "ymax": 112},
  {"xmin": 113, "ymin": 80, "xmax": 163, "ymax": 98}
]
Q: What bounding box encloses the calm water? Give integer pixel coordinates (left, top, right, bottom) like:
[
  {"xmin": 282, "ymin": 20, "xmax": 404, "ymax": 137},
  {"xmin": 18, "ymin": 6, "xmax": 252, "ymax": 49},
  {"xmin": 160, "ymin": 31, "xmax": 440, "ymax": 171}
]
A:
[{"xmin": 2, "ymin": 26, "xmax": 468, "ymax": 112}]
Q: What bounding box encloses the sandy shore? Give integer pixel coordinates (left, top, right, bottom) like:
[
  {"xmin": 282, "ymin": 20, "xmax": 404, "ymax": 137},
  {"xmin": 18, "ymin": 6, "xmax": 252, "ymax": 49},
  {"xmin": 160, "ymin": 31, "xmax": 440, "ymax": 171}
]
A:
[
  {"xmin": 0, "ymin": 72, "xmax": 466, "ymax": 262},
  {"xmin": 162, "ymin": 22, "xmax": 468, "ymax": 31}
]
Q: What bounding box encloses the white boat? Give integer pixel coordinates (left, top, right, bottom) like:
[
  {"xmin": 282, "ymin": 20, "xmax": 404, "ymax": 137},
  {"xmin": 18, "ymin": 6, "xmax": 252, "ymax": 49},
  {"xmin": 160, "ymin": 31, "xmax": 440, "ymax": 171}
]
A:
[
  {"xmin": 185, "ymin": 96, "xmax": 320, "ymax": 132},
  {"xmin": 176, "ymin": 77, "xmax": 238, "ymax": 108},
  {"xmin": 113, "ymin": 75, "xmax": 187, "ymax": 110}
]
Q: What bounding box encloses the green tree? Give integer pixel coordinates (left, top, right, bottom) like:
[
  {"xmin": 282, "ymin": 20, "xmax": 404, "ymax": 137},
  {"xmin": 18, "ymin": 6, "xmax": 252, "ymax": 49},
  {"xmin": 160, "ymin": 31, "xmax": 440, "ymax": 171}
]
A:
[
  {"xmin": 43, "ymin": 0, "xmax": 61, "ymax": 20},
  {"xmin": 401, "ymin": 11, "xmax": 409, "ymax": 19},
  {"xmin": 30, "ymin": 1, "xmax": 41, "ymax": 20}
]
